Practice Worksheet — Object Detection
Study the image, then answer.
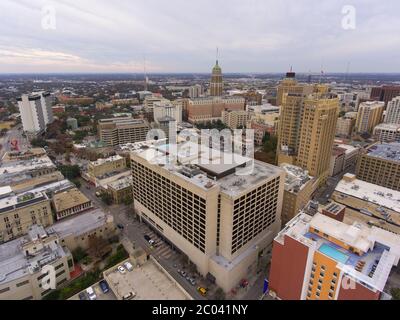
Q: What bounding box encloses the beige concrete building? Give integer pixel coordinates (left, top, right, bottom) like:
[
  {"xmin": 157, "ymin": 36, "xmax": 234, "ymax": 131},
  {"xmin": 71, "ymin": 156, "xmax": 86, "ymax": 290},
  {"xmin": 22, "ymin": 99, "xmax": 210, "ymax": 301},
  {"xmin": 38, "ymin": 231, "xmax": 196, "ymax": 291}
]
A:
[
  {"xmin": 104, "ymin": 176, "xmax": 133, "ymax": 205},
  {"xmin": 373, "ymin": 123, "xmax": 400, "ymax": 142},
  {"xmin": 0, "ymin": 191, "xmax": 53, "ymax": 243},
  {"xmin": 98, "ymin": 117, "xmax": 150, "ymax": 146},
  {"xmin": 0, "ymin": 225, "xmax": 73, "ymax": 300},
  {"xmin": 356, "ymin": 142, "xmax": 400, "ymax": 191},
  {"xmin": 295, "ymin": 95, "xmax": 340, "ymax": 183},
  {"xmin": 355, "ymin": 101, "xmax": 385, "ymax": 134},
  {"xmin": 130, "ymin": 140, "xmax": 285, "ymax": 292},
  {"xmin": 336, "ymin": 115, "xmax": 356, "ymax": 137},
  {"xmin": 280, "ymin": 164, "xmax": 318, "ymax": 226},
  {"xmin": 87, "ymin": 155, "xmax": 126, "ymax": 180},
  {"xmin": 187, "ymin": 96, "xmax": 245, "ymax": 123},
  {"xmin": 276, "ymin": 71, "xmax": 313, "ymax": 107},
  {"xmin": 52, "ymin": 188, "xmax": 92, "ymax": 220},
  {"xmin": 221, "ymin": 110, "xmax": 250, "ymax": 129},
  {"xmin": 9, "ymin": 171, "xmax": 65, "ymax": 194}
]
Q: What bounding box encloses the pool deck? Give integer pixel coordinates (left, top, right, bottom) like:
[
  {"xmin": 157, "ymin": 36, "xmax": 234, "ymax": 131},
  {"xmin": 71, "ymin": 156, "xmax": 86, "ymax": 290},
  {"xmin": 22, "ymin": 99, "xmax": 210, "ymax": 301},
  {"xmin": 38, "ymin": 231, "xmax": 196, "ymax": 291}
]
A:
[{"xmin": 304, "ymin": 232, "xmax": 387, "ymax": 277}]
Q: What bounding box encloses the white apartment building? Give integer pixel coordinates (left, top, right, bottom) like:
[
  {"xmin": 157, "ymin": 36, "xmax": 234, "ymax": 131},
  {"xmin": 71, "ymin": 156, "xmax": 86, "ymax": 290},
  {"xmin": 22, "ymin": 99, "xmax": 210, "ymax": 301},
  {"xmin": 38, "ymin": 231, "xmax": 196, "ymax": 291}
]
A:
[
  {"xmin": 17, "ymin": 92, "xmax": 53, "ymax": 134},
  {"xmin": 153, "ymin": 101, "xmax": 182, "ymax": 124},
  {"xmin": 130, "ymin": 140, "xmax": 285, "ymax": 292}
]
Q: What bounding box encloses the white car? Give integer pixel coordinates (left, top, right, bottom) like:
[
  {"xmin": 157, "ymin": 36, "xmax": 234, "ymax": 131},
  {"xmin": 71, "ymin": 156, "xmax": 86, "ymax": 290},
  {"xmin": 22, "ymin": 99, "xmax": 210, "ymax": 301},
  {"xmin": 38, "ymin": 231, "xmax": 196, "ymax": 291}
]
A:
[
  {"xmin": 118, "ymin": 265, "xmax": 126, "ymax": 274},
  {"xmin": 86, "ymin": 287, "xmax": 97, "ymax": 300},
  {"xmin": 149, "ymin": 240, "xmax": 155, "ymax": 246},
  {"xmin": 124, "ymin": 261, "xmax": 134, "ymax": 272}
]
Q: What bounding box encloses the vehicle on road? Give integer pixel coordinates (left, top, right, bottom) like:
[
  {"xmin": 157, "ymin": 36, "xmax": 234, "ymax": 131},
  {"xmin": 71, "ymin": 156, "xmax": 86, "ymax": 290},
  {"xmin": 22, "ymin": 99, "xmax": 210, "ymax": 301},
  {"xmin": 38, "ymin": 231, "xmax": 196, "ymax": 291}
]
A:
[
  {"xmin": 117, "ymin": 223, "xmax": 124, "ymax": 230},
  {"xmin": 95, "ymin": 191, "xmax": 101, "ymax": 197},
  {"xmin": 124, "ymin": 261, "xmax": 134, "ymax": 271},
  {"xmin": 180, "ymin": 271, "xmax": 187, "ymax": 277},
  {"xmin": 144, "ymin": 235, "xmax": 151, "ymax": 241},
  {"xmin": 148, "ymin": 239, "xmax": 155, "ymax": 246},
  {"xmin": 190, "ymin": 279, "xmax": 196, "ymax": 286},
  {"xmin": 86, "ymin": 287, "xmax": 97, "ymax": 300},
  {"xmin": 197, "ymin": 287, "xmax": 207, "ymax": 296},
  {"xmin": 78, "ymin": 292, "xmax": 88, "ymax": 300},
  {"xmin": 99, "ymin": 280, "xmax": 110, "ymax": 294},
  {"xmin": 117, "ymin": 266, "xmax": 126, "ymax": 274},
  {"xmin": 122, "ymin": 291, "xmax": 136, "ymax": 300}
]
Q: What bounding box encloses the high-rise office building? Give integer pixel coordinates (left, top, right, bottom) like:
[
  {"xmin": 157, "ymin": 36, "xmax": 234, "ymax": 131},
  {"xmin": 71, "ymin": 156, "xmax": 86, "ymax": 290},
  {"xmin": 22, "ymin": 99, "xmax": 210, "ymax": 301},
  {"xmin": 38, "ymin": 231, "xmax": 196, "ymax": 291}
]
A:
[
  {"xmin": 210, "ymin": 60, "xmax": 223, "ymax": 96},
  {"xmin": 17, "ymin": 91, "xmax": 53, "ymax": 134},
  {"xmin": 385, "ymin": 96, "xmax": 400, "ymax": 124},
  {"xmin": 189, "ymin": 84, "xmax": 204, "ymax": 99},
  {"xmin": 355, "ymin": 101, "xmax": 385, "ymax": 134},
  {"xmin": 269, "ymin": 211, "xmax": 400, "ymax": 300},
  {"xmin": 277, "ymin": 73, "xmax": 339, "ymax": 183},
  {"xmin": 129, "ymin": 140, "xmax": 285, "ymax": 292}
]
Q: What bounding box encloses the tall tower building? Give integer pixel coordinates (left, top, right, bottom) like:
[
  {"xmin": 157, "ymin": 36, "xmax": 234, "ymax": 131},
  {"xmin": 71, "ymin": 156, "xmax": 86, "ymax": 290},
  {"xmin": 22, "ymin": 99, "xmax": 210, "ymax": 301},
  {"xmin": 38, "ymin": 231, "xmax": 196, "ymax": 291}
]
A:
[
  {"xmin": 296, "ymin": 95, "xmax": 340, "ymax": 180},
  {"xmin": 277, "ymin": 72, "xmax": 339, "ymax": 183},
  {"xmin": 17, "ymin": 91, "xmax": 53, "ymax": 135},
  {"xmin": 210, "ymin": 54, "xmax": 223, "ymax": 97}
]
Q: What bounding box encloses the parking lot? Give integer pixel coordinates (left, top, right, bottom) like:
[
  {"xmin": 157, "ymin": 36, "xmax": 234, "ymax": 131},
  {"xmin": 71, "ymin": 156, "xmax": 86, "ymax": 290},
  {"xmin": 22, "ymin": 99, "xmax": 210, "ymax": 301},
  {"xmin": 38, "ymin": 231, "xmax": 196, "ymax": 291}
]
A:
[
  {"xmin": 69, "ymin": 281, "xmax": 117, "ymax": 301},
  {"xmin": 103, "ymin": 258, "xmax": 191, "ymax": 300}
]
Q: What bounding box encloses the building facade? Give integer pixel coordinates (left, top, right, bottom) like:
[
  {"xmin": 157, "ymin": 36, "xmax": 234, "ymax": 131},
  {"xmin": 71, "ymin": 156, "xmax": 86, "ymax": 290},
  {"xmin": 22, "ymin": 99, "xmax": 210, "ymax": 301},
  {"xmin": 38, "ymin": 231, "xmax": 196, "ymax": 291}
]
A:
[
  {"xmin": 52, "ymin": 188, "xmax": 92, "ymax": 220},
  {"xmin": 210, "ymin": 60, "xmax": 223, "ymax": 97},
  {"xmin": 355, "ymin": 101, "xmax": 385, "ymax": 134},
  {"xmin": 356, "ymin": 143, "xmax": 400, "ymax": 191},
  {"xmin": 221, "ymin": 110, "xmax": 250, "ymax": 129},
  {"xmin": 385, "ymin": 96, "xmax": 400, "ymax": 124},
  {"xmin": 98, "ymin": 117, "xmax": 150, "ymax": 146},
  {"xmin": 87, "ymin": 155, "xmax": 127, "ymax": 179},
  {"xmin": 269, "ymin": 212, "xmax": 400, "ymax": 300},
  {"xmin": 373, "ymin": 123, "xmax": 400, "ymax": 142},
  {"xmin": 130, "ymin": 141, "xmax": 284, "ymax": 292}
]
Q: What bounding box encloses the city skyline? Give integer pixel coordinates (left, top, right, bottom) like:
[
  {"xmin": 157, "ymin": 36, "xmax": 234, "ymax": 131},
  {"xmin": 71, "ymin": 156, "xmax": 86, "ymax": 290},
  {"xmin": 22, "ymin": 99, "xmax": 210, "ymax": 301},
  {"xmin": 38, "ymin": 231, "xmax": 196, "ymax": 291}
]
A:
[{"xmin": 1, "ymin": 0, "xmax": 400, "ymax": 73}]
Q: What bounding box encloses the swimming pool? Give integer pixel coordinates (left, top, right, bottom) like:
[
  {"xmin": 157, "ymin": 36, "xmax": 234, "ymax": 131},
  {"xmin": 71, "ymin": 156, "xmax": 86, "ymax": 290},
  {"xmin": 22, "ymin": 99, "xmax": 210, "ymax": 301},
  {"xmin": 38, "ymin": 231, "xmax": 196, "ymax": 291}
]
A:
[{"xmin": 319, "ymin": 244, "xmax": 349, "ymax": 264}]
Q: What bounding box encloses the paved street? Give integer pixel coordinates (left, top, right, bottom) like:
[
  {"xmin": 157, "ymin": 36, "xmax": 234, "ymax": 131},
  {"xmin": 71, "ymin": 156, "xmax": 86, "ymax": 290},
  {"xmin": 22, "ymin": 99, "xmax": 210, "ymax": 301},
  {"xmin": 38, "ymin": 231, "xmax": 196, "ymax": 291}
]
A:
[{"xmin": 79, "ymin": 178, "xmax": 208, "ymax": 300}]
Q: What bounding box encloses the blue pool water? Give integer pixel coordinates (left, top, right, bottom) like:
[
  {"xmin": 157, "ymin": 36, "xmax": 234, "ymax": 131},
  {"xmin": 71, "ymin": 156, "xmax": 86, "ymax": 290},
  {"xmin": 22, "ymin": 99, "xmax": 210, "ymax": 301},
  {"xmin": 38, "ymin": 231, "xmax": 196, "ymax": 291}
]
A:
[{"xmin": 319, "ymin": 244, "xmax": 349, "ymax": 264}]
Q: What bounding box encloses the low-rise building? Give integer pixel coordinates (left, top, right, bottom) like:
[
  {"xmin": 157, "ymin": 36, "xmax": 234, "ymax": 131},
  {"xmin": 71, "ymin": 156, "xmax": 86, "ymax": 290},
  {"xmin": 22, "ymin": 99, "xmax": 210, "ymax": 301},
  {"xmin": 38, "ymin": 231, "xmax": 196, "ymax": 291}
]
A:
[
  {"xmin": 0, "ymin": 191, "xmax": 53, "ymax": 243},
  {"xmin": 221, "ymin": 110, "xmax": 250, "ymax": 129},
  {"xmin": 332, "ymin": 173, "xmax": 400, "ymax": 229},
  {"xmin": 280, "ymin": 164, "xmax": 318, "ymax": 225},
  {"xmin": 0, "ymin": 225, "xmax": 73, "ymax": 300},
  {"xmin": 52, "ymin": 188, "xmax": 92, "ymax": 220},
  {"xmin": 336, "ymin": 114, "xmax": 356, "ymax": 137},
  {"xmin": 103, "ymin": 176, "xmax": 133, "ymax": 205},
  {"xmin": 355, "ymin": 101, "xmax": 385, "ymax": 134},
  {"xmin": 373, "ymin": 123, "xmax": 400, "ymax": 142},
  {"xmin": 269, "ymin": 211, "xmax": 400, "ymax": 300},
  {"xmin": 329, "ymin": 147, "xmax": 346, "ymax": 177},
  {"xmin": 87, "ymin": 155, "xmax": 126, "ymax": 183}
]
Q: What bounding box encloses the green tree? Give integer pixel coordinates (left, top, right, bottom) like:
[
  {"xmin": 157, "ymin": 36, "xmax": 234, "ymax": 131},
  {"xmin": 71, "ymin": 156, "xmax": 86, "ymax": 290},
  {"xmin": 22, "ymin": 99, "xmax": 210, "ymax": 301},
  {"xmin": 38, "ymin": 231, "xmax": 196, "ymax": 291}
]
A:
[
  {"xmin": 31, "ymin": 138, "xmax": 48, "ymax": 148},
  {"xmin": 101, "ymin": 193, "xmax": 113, "ymax": 205},
  {"xmin": 214, "ymin": 288, "xmax": 226, "ymax": 300},
  {"xmin": 58, "ymin": 165, "xmax": 80, "ymax": 180},
  {"xmin": 72, "ymin": 247, "xmax": 87, "ymax": 262},
  {"xmin": 391, "ymin": 288, "xmax": 400, "ymax": 300}
]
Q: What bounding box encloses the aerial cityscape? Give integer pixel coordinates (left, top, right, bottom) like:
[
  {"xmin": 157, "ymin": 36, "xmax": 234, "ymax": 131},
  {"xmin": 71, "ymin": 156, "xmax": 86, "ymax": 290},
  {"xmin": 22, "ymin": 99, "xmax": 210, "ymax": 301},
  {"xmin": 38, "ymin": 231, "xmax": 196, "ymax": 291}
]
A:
[{"xmin": 0, "ymin": 0, "xmax": 400, "ymax": 307}]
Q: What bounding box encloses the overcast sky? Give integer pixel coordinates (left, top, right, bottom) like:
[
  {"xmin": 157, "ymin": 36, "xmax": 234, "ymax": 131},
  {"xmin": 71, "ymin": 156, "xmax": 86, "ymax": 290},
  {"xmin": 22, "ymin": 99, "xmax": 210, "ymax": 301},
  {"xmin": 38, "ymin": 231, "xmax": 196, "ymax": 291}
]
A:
[{"xmin": 0, "ymin": 0, "xmax": 399, "ymax": 73}]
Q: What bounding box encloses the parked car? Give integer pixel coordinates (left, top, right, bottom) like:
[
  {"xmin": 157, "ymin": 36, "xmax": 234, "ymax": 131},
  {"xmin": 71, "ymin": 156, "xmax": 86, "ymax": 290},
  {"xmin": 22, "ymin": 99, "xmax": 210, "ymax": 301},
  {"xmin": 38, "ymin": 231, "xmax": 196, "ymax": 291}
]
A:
[
  {"xmin": 117, "ymin": 223, "xmax": 124, "ymax": 230},
  {"xmin": 122, "ymin": 291, "xmax": 136, "ymax": 300},
  {"xmin": 86, "ymin": 287, "xmax": 97, "ymax": 300},
  {"xmin": 148, "ymin": 239, "xmax": 155, "ymax": 246},
  {"xmin": 190, "ymin": 279, "xmax": 196, "ymax": 286},
  {"xmin": 78, "ymin": 292, "xmax": 88, "ymax": 300},
  {"xmin": 118, "ymin": 266, "xmax": 126, "ymax": 274},
  {"xmin": 99, "ymin": 280, "xmax": 110, "ymax": 294},
  {"xmin": 124, "ymin": 261, "xmax": 134, "ymax": 272},
  {"xmin": 180, "ymin": 271, "xmax": 187, "ymax": 277},
  {"xmin": 144, "ymin": 235, "xmax": 151, "ymax": 241}
]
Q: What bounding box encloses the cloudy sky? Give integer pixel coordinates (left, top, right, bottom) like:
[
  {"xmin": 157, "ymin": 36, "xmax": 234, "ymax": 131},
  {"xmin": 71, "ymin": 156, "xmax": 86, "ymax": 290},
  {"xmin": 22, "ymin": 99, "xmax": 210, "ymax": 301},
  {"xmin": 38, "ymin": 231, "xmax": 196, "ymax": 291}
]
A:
[{"xmin": 0, "ymin": 0, "xmax": 399, "ymax": 73}]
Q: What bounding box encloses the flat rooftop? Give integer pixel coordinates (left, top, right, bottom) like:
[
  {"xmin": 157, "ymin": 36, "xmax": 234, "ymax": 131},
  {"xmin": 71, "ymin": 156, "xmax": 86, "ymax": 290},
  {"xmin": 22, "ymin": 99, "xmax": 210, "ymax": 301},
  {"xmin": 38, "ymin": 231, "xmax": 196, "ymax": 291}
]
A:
[
  {"xmin": 131, "ymin": 141, "xmax": 283, "ymax": 196},
  {"xmin": 281, "ymin": 163, "xmax": 313, "ymax": 193},
  {"xmin": 52, "ymin": 188, "xmax": 91, "ymax": 212},
  {"xmin": 335, "ymin": 176, "xmax": 400, "ymax": 214},
  {"xmin": 90, "ymin": 155, "xmax": 124, "ymax": 167},
  {"xmin": 276, "ymin": 212, "xmax": 400, "ymax": 292},
  {"xmin": 107, "ymin": 176, "xmax": 132, "ymax": 191},
  {"xmin": 366, "ymin": 142, "xmax": 400, "ymax": 162},
  {"xmin": 104, "ymin": 258, "xmax": 190, "ymax": 300},
  {"xmin": 10, "ymin": 171, "xmax": 65, "ymax": 193},
  {"xmin": 0, "ymin": 191, "xmax": 48, "ymax": 214},
  {"xmin": 0, "ymin": 156, "xmax": 56, "ymax": 178},
  {"xmin": 47, "ymin": 208, "xmax": 113, "ymax": 239},
  {"xmin": 0, "ymin": 229, "xmax": 68, "ymax": 285}
]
